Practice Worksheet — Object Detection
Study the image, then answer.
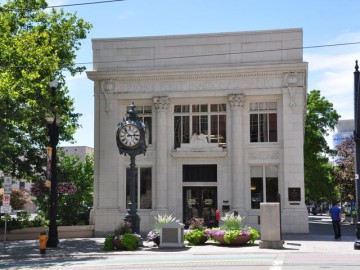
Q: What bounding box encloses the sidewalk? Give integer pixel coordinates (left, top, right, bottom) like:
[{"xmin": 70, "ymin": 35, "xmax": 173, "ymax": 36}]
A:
[{"xmin": 1, "ymin": 221, "xmax": 360, "ymax": 259}]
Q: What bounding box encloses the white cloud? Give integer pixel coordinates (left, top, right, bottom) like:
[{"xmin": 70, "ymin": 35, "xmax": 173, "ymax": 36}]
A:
[{"xmin": 304, "ymin": 31, "xmax": 360, "ymax": 122}]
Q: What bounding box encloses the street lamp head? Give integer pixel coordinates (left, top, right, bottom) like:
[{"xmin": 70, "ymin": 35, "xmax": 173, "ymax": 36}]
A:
[
  {"xmin": 49, "ymin": 79, "xmax": 58, "ymax": 89},
  {"xmin": 55, "ymin": 113, "xmax": 61, "ymax": 126},
  {"xmin": 46, "ymin": 116, "xmax": 55, "ymax": 124}
]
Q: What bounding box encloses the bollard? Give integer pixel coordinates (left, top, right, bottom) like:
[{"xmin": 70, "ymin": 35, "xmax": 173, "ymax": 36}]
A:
[{"xmin": 39, "ymin": 232, "xmax": 47, "ymax": 254}]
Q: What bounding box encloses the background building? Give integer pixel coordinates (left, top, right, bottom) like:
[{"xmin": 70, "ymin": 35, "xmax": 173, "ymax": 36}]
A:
[
  {"xmin": 333, "ymin": 119, "xmax": 354, "ymax": 148},
  {"xmin": 87, "ymin": 28, "xmax": 309, "ymax": 235}
]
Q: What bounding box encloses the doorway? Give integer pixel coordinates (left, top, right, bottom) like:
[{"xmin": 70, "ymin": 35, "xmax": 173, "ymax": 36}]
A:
[{"xmin": 183, "ymin": 187, "xmax": 218, "ymax": 228}]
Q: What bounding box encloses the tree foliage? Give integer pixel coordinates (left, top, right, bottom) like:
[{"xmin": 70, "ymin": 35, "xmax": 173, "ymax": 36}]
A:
[
  {"xmin": 31, "ymin": 152, "xmax": 94, "ymax": 225},
  {"xmin": 333, "ymin": 136, "xmax": 355, "ymax": 201},
  {"xmin": 0, "ymin": 0, "xmax": 92, "ymax": 181},
  {"xmin": 0, "ymin": 188, "xmax": 32, "ymax": 210},
  {"xmin": 304, "ymin": 90, "xmax": 340, "ymax": 201}
]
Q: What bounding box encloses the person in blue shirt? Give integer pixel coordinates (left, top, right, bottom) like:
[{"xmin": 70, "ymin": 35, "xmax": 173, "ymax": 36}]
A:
[{"xmin": 329, "ymin": 201, "xmax": 342, "ymax": 239}]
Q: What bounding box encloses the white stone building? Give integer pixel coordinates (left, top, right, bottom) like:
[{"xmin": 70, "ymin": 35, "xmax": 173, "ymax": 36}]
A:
[{"xmin": 87, "ymin": 28, "xmax": 309, "ymax": 235}]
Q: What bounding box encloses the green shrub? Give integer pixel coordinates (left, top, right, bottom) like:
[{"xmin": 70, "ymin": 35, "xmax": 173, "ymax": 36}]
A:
[
  {"xmin": 103, "ymin": 234, "xmax": 114, "ymax": 251},
  {"xmin": 120, "ymin": 233, "xmax": 139, "ymax": 251},
  {"xmin": 184, "ymin": 229, "xmax": 207, "ymax": 245}
]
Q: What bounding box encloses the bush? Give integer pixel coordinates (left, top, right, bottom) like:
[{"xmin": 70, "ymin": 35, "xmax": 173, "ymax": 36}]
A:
[
  {"xmin": 0, "ymin": 211, "xmax": 47, "ymax": 231},
  {"xmin": 0, "ymin": 188, "xmax": 31, "ymax": 210},
  {"xmin": 103, "ymin": 234, "xmax": 115, "ymax": 251},
  {"xmin": 120, "ymin": 233, "xmax": 140, "ymax": 251},
  {"xmin": 184, "ymin": 228, "xmax": 208, "ymax": 245}
]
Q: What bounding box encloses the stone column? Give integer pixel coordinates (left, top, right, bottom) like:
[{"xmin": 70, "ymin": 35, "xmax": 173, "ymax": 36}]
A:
[
  {"xmin": 153, "ymin": 96, "xmax": 170, "ymax": 210},
  {"xmin": 229, "ymin": 94, "xmax": 245, "ymax": 212}
]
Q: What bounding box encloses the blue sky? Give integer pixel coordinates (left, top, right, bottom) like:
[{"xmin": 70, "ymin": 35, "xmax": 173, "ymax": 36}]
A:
[{"xmin": 47, "ymin": 0, "xmax": 360, "ymax": 148}]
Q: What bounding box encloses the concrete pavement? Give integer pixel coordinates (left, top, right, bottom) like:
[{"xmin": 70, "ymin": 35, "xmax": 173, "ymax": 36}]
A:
[{"xmin": 1, "ymin": 217, "xmax": 359, "ymax": 260}]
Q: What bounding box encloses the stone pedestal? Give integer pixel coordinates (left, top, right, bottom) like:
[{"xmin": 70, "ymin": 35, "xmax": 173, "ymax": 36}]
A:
[{"xmin": 259, "ymin": 203, "xmax": 283, "ymax": 249}]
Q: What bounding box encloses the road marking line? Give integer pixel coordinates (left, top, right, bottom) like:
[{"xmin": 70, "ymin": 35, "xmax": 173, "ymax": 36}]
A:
[{"xmin": 270, "ymin": 253, "xmax": 286, "ymax": 270}]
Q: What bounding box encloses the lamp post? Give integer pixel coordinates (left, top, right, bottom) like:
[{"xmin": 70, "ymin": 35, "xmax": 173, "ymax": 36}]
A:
[
  {"xmin": 353, "ymin": 61, "xmax": 360, "ymax": 249},
  {"xmin": 46, "ymin": 79, "xmax": 60, "ymax": 248}
]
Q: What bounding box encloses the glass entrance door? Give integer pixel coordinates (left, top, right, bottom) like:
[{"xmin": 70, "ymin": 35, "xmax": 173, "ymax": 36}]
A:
[{"xmin": 183, "ymin": 187, "xmax": 218, "ymax": 228}]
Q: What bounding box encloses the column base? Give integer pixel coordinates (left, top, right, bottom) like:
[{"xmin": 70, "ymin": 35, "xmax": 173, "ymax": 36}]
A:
[
  {"xmin": 259, "ymin": 240, "xmax": 284, "ymax": 249},
  {"xmin": 354, "ymin": 240, "xmax": 360, "ymax": 250}
]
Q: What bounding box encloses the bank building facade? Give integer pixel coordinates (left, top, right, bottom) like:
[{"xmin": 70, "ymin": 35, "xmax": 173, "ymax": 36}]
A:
[{"xmin": 87, "ymin": 28, "xmax": 309, "ymax": 235}]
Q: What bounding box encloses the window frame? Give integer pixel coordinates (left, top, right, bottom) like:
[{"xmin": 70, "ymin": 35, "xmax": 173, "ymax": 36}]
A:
[
  {"xmin": 126, "ymin": 166, "xmax": 152, "ymax": 210},
  {"xmin": 249, "ymin": 102, "xmax": 278, "ymax": 143},
  {"xmin": 174, "ymin": 103, "xmax": 227, "ymax": 149},
  {"xmin": 250, "ymin": 165, "xmax": 279, "ymax": 209},
  {"xmin": 127, "ymin": 105, "xmax": 152, "ymax": 145}
]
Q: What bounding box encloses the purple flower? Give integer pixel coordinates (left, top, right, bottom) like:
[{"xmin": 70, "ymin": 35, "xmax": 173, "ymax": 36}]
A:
[
  {"xmin": 210, "ymin": 229, "xmax": 226, "ymax": 236},
  {"xmin": 57, "ymin": 183, "xmax": 77, "ymax": 194},
  {"xmin": 240, "ymin": 230, "xmax": 250, "ymax": 236},
  {"xmin": 30, "ymin": 182, "xmax": 48, "ymax": 196}
]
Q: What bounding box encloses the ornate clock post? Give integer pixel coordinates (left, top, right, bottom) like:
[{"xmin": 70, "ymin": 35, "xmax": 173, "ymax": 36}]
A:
[{"xmin": 116, "ymin": 102, "xmax": 148, "ymax": 233}]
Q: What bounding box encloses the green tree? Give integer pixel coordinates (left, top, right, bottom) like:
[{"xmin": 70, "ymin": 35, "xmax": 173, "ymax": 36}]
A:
[
  {"xmin": 0, "ymin": 0, "xmax": 92, "ymax": 181},
  {"xmin": 304, "ymin": 90, "xmax": 340, "ymax": 201},
  {"xmin": 333, "ymin": 136, "xmax": 355, "ymax": 201},
  {"xmin": 31, "ymin": 152, "xmax": 94, "ymax": 225},
  {"xmin": 0, "ymin": 188, "xmax": 32, "ymax": 210}
]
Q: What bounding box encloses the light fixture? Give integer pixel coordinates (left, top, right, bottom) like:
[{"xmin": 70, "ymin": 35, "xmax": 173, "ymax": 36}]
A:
[{"xmin": 49, "ymin": 79, "xmax": 58, "ymax": 89}]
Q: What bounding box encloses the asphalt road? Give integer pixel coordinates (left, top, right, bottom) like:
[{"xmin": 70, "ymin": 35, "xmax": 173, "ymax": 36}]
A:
[{"xmin": 1, "ymin": 217, "xmax": 360, "ymax": 270}]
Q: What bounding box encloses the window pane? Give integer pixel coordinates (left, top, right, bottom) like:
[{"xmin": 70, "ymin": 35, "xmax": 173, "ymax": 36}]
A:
[
  {"xmin": 268, "ymin": 102, "xmax": 277, "ymax": 110},
  {"xmin": 250, "ymin": 102, "xmax": 258, "ymax": 111},
  {"xmin": 269, "ymin": 113, "xmax": 277, "ymax": 142},
  {"xmin": 192, "ymin": 104, "xmax": 200, "ymax": 112},
  {"xmin": 250, "ymin": 114, "xmax": 258, "ymax": 142},
  {"xmin": 251, "ymin": 177, "xmax": 263, "ymax": 209},
  {"xmin": 140, "ymin": 168, "xmax": 152, "ymax": 209},
  {"xmin": 265, "ymin": 165, "xmax": 278, "ymax": 177},
  {"xmin": 266, "ymin": 177, "xmax": 278, "ymax": 202},
  {"xmin": 200, "ymin": 115, "xmax": 208, "ymax": 136},
  {"xmin": 259, "ymin": 114, "xmax": 268, "ymax": 142},
  {"xmin": 210, "ymin": 115, "xmax": 218, "ymax": 143},
  {"xmin": 210, "ymin": 104, "xmax": 218, "ymax": 112},
  {"xmin": 250, "ymin": 166, "xmax": 263, "ymax": 177},
  {"xmin": 192, "ymin": 115, "xmax": 200, "ymax": 135},
  {"xmin": 182, "ymin": 105, "xmax": 190, "ymax": 113},
  {"xmin": 143, "ymin": 106, "xmax": 152, "ymax": 114},
  {"xmin": 219, "ymin": 104, "xmax": 226, "ymax": 112},
  {"xmin": 200, "ymin": 104, "xmax": 208, "ymax": 112},
  {"xmin": 174, "ymin": 116, "xmax": 181, "ymax": 148},
  {"xmin": 174, "ymin": 105, "xmax": 181, "ymax": 113},
  {"xmin": 219, "ymin": 115, "xmax": 226, "ymax": 147},
  {"xmin": 183, "ymin": 116, "xmax": 190, "ymax": 143},
  {"xmin": 259, "ymin": 102, "xmax": 267, "ymax": 111},
  {"xmin": 144, "ymin": 117, "xmax": 152, "ymax": 144}
]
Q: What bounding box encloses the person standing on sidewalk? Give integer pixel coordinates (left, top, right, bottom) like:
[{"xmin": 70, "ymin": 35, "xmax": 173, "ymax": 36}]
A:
[{"xmin": 329, "ymin": 201, "xmax": 342, "ymax": 239}]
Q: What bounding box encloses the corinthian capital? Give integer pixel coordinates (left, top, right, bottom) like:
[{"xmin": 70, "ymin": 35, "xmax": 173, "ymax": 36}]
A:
[
  {"xmin": 229, "ymin": 94, "xmax": 245, "ymax": 108},
  {"xmin": 153, "ymin": 96, "xmax": 170, "ymax": 110}
]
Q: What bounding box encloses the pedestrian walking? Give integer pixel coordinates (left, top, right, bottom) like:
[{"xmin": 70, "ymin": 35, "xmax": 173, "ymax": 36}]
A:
[{"xmin": 329, "ymin": 201, "xmax": 342, "ymax": 239}]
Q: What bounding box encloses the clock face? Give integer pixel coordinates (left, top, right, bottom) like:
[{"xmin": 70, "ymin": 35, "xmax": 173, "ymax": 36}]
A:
[{"xmin": 119, "ymin": 124, "xmax": 141, "ymax": 147}]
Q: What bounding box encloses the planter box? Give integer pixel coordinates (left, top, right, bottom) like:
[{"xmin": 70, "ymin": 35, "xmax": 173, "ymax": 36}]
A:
[
  {"xmin": 212, "ymin": 234, "xmax": 251, "ymax": 245},
  {"xmin": 0, "ymin": 225, "xmax": 95, "ymax": 241}
]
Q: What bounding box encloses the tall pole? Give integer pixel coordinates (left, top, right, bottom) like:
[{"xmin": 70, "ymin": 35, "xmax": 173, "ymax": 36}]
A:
[
  {"xmin": 47, "ymin": 81, "xmax": 59, "ymax": 248},
  {"xmin": 353, "ymin": 60, "xmax": 360, "ymax": 249},
  {"xmin": 126, "ymin": 154, "xmax": 140, "ymax": 234}
]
